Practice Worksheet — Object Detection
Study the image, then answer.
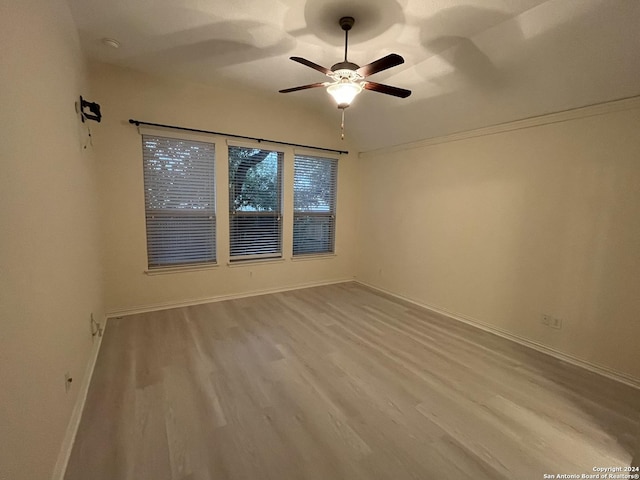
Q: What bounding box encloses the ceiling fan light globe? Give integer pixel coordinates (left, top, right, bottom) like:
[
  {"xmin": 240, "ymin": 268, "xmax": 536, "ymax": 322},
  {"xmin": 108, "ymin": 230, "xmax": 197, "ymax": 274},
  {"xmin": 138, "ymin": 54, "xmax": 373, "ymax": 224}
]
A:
[{"xmin": 327, "ymin": 81, "xmax": 362, "ymax": 108}]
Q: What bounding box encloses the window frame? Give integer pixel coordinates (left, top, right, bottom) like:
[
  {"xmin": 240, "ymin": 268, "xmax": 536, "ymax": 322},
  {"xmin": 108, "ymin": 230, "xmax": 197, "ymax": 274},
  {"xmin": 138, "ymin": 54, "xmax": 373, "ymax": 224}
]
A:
[
  {"xmin": 292, "ymin": 154, "xmax": 338, "ymax": 257},
  {"xmin": 228, "ymin": 145, "xmax": 284, "ymax": 262},
  {"xmin": 141, "ymin": 133, "xmax": 217, "ymax": 270}
]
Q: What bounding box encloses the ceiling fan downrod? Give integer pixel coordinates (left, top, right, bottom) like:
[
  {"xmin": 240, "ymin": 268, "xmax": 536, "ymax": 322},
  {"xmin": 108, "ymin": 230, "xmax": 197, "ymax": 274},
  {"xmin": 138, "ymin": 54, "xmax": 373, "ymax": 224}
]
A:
[{"xmin": 340, "ymin": 16, "xmax": 354, "ymax": 62}]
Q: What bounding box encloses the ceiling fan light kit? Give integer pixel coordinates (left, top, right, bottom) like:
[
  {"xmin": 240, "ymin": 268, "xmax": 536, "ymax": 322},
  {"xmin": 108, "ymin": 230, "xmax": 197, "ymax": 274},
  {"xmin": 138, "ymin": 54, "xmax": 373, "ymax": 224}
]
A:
[
  {"xmin": 280, "ymin": 16, "xmax": 411, "ymax": 139},
  {"xmin": 327, "ymin": 79, "xmax": 363, "ymax": 109}
]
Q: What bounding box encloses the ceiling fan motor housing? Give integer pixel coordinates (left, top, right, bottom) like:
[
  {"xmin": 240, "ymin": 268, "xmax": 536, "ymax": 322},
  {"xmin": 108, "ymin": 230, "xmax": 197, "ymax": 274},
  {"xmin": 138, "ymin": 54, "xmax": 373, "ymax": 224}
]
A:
[{"xmin": 331, "ymin": 61, "xmax": 360, "ymax": 72}]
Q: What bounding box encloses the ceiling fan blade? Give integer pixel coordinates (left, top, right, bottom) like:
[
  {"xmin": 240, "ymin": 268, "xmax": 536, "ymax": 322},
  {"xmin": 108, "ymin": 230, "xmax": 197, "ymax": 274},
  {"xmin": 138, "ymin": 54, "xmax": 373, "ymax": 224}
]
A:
[
  {"xmin": 364, "ymin": 81, "xmax": 412, "ymax": 98},
  {"xmin": 357, "ymin": 53, "xmax": 405, "ymax": 77},
  {"xmin": 279, "ymin": 82, "xmax": 327, "ymax": 93},
  {"xmin": 290, "ymin": 57, "xmax": 332, "ymax": 76}
]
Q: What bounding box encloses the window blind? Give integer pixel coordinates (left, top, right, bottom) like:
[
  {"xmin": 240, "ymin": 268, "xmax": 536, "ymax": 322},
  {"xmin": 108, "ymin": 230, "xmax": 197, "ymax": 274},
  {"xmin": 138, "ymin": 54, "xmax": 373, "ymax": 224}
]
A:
[
  {"xmin": 228, "ymin": 146, "xmax": 283, "ymax": 261},
  {"xmin": 293, "ymin": 155, "xmax": 337, "ymax": 255},
  {"xmin": 142, "ymin": 135, "xmax": 216, "ymax": 268}
]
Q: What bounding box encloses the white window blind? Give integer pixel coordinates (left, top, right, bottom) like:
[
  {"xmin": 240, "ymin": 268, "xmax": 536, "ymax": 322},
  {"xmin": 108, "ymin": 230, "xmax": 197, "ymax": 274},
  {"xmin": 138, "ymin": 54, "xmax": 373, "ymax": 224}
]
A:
[
  {"xmin": 228, "ymin": 146, "xmax": 283, "ymax": 261},
  {"xmin": 142, "ymin": 135, "xmax": 216, "ymax": 268},
  {"xmin": 293, "ymin": 155, "xmax": 337, "ymax": 256}
]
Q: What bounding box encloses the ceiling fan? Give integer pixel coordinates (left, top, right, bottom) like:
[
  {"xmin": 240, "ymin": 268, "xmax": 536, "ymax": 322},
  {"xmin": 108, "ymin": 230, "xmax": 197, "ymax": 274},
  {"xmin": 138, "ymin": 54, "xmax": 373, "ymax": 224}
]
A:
[{"xmin": 279, "ymin": 16, "xmax": 411, "ymax": 139}]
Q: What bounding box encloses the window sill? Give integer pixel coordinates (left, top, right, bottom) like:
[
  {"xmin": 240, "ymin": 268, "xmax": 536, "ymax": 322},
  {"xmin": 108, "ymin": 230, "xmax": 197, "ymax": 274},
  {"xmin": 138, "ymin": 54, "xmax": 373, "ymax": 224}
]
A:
[
  {"xmin": 227, "ymin": 257, "xmax": 286, "ymax": 267},
  {"xmin": 291, "ymin": 253, "xmax": 337, "ymax": 262},
  {"xmin": 145, "ymin": 263, "xmax": 219, "ymax": 275}
]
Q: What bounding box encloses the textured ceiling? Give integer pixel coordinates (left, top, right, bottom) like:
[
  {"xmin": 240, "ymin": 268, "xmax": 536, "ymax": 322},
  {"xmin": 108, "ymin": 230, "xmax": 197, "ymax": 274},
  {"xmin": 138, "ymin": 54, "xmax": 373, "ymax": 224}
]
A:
[{"xmin": 67, "ymin": 0, "xmax": 640, "ymax": 151}]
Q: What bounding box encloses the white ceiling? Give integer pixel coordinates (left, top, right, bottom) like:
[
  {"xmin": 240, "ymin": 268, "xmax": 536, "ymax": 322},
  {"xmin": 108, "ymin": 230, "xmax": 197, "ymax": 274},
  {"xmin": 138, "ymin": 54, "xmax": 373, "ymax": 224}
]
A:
[{"xmin": 67, "ymin": 0, "xmax": 640, "ymax": 151}]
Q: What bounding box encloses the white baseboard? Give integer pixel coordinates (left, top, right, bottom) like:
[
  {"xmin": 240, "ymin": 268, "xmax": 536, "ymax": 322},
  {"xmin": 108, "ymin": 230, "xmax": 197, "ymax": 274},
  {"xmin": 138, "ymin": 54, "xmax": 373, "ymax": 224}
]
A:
[
  {"xmin": 51, "ymin": 317, "xmax": 106, "ymax": 480},
  {"xmin": 356, "ymin": 281, "xmax": 640, "ymax": 391},
  {"xmin": 106, "ymin": 277, "xmax": 355, "ymax": 318}
]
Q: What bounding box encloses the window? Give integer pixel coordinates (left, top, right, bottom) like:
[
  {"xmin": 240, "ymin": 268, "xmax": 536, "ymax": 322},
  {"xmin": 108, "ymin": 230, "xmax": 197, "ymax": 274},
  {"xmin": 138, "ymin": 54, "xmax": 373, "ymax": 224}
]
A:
[
  {"xmin": 228, "ymin": 146, "xmax": 283, "ymax": 261},
  {"xmin": 293, "ymin": 155, "xmax": 337, "ymax": 255},
  {"xmin": 142, "ymin": 135, "xmax": 216, "ymax": 268}
]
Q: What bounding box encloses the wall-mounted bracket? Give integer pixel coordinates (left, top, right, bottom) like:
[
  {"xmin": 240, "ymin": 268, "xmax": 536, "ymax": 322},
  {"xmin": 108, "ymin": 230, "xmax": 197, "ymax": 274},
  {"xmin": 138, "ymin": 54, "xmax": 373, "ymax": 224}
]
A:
[{"xmin": 77, "ymin": 96, "xmax": 102, "ymax": 123}]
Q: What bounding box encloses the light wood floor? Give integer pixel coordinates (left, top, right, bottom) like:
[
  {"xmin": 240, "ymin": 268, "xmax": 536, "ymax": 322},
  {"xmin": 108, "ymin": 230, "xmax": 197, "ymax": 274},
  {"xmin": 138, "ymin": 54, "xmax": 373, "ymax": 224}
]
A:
[{"xmin": 65, "ymin": 282, "xmax": 640, "ymax": 480}]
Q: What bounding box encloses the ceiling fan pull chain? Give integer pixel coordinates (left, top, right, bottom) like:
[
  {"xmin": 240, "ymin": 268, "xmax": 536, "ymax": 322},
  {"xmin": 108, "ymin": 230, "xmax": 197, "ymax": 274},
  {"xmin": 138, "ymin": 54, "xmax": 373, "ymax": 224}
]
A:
[{"xmin": 341, "ymin": 108, "xmax": 345, "ymax": 140}]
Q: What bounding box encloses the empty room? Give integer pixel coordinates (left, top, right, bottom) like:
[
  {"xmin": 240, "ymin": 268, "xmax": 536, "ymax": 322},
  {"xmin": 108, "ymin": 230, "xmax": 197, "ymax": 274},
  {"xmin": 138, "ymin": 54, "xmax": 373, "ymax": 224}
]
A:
[{"xmin": 2, "ymin": 0, "xmax": 640, "ymax": 479}]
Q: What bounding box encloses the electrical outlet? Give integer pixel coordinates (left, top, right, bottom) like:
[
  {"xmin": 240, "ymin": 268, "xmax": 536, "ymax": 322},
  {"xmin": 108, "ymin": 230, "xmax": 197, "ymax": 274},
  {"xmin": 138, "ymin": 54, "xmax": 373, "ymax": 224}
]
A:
[
  {"xmin": 541, "ymin": 313, "xmax": 562, "ymax": 329},
  {"xmin": 64, "ymin": 372, "xmax": 73, "ymax": 393},
  {"xmin": 551, "ymin": 317, "xmax": 563, "ymax": 329}
]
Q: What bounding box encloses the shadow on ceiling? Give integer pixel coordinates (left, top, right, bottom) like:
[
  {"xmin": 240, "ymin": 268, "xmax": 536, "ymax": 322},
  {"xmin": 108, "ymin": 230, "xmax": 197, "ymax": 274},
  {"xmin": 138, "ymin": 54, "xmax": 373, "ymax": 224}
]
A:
[
  {"xmin": 417, "ymin": 6, "xmax": 525, "ymax": 92},
  {"xmin": 285, "ymin": 0, "xmax": 406, "ymax": 46},
  {"xmin": 116, "ymin": 19, "xmax": 296, "ymax": 71}
]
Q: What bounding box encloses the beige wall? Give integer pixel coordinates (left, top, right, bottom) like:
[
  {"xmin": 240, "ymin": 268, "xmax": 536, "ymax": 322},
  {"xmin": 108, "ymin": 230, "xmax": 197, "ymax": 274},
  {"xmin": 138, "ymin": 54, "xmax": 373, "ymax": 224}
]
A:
[
  {"xmin": 1, "ymin": 4, "xmax": 638, "ymax": 477},
  {"xmin": 0, "ymin": 0, "xmax": 105, "ymax": 479},
  {"xmin": 89, "ymin": 63, "xmax": 358, "ymax": 314},
  {"xmin": 356, "ymin": 105, "xmax": 640, "ymax": 381}
]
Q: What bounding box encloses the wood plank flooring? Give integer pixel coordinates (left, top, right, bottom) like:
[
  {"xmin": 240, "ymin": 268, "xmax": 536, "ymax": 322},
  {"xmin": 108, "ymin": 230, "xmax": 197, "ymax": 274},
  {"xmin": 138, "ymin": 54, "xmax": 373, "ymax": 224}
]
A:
[{"xmin": 65, "ymin": 282, "xmax": 640, "ymax": 480}]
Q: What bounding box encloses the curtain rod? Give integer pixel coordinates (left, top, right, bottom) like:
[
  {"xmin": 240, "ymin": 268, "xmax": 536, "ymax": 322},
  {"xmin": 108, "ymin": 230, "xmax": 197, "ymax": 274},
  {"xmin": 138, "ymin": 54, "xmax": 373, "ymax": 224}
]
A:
[{"xmin": 128, "ymin": 119, "xmax": 349, "ymax": 155}]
